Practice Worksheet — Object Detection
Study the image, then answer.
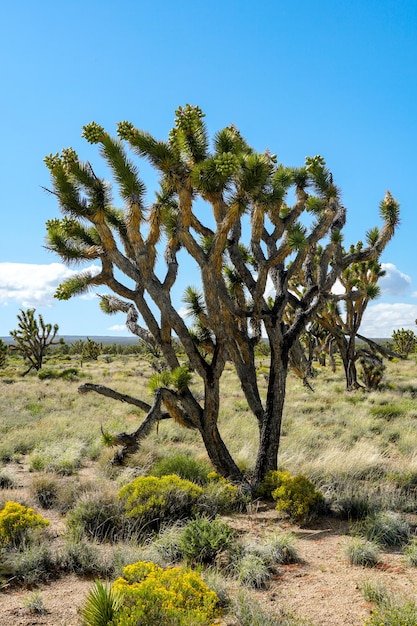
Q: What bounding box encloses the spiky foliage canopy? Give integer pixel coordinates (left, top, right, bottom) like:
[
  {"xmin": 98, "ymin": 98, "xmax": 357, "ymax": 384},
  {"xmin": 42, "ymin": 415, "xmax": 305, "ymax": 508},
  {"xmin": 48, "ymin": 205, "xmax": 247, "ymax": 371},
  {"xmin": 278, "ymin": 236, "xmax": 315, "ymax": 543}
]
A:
[{"xmin": 44, "ymin": 105, "xmax": 399, "ymax": 483}]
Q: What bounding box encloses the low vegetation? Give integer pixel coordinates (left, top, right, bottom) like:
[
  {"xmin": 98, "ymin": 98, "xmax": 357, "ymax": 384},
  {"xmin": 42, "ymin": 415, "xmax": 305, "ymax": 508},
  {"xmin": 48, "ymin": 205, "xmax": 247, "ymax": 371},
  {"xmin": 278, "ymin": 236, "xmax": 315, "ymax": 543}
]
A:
[{"xmin": 0, "ymin": 350, "xmax": 416, "ymax": 625}]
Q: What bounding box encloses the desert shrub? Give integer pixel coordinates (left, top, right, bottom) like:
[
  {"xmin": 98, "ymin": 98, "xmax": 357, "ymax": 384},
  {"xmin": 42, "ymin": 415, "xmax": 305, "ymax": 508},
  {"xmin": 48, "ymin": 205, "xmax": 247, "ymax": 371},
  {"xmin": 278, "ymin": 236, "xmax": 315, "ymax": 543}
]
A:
[
  {"xmin": 29, "ymin": 443, "xmax": 84, "ymax": 475},
  {"xmin": 403, "ymin": 540, "xmax": 417, "ymax": 566},
  {"xmin": 23, "ymin": 591, "xmax": 46, "ymax": 614},
  {"xmin": 38, "ymin": 367, "xmax": 79, "ymax": 380},
  {"xmin": 150, "ymin": 453, "xmax": 211, "ymax": 485},
  {"xmin": 13, "ymin": 543, "xmax": 57, "ymax": 584},
  {"xmin": 344, "ymin": 537, "xmax": 380, "ymax": 567},
  {"xmin": 364, "ymin": 599, "xmax": 417, "ymax": 625},
  {"xmin": 245, "ymin": 532, "xmax": 300, "ymax": 567},
  {"xmin": 370, "ymin": 404, "xmax": 404, "ymax": 420},
  {"xmin": 81, "ymin": 580, "xmax": 123, "ymax": 626},
  {"xmin": 152, "ymin": 522, "xmax": 186, "ymax": 563},
  {"xmin": 119, "ymin": 474, "xmax": 203, "ymax": 532},
  {"xmin": 271, "ymin": 472, "xmax": 324, "ymax": 523},
  {"xmin": 256, "ymin": 469, "xmax": 286, "ymax": 500},
  {"xmin": 0, "ymin": 501, "xmax": 49, "ymax": 548},
  {"xmin": 60, "ymin": 538, "xmax": 106, "ymax": 575},
  {"xmin": 329, "ymin": 485, "xmax": 379, "ymax": 520},
  {"xmin": 198, "ymin": 472, "xmax": 249, "ymax": 514},
  {"xmin": 30, "ymin": 475, "xmax": 59, "ymax": 509},
  {"xmin": 236, "ymin": 553, "xmax": 271, "ymax": 588},
  {"xmin": 110, "ymin": 560, "xmax": 219, "ymax": 626},
  {"xmin": 359, "ymin": 511, "xmax": 411, "ymax": 548},
  {"xmin": 0, "ymin": 471, "xmax": 16, "ymax": 489},
  {"xmin": 231, "ymin": 591, "xmax": 310, "ymax": 626},
  {"xmin": 361, "ymin": 580, "xmax": 389, "ymax": 605},
  {"xmin": 66, "ymin": 491, "xmax": 132, "ymax": 543},
  {"xmin": 179, "ymin": 515, "xmax": 237, "ymax": 565}
]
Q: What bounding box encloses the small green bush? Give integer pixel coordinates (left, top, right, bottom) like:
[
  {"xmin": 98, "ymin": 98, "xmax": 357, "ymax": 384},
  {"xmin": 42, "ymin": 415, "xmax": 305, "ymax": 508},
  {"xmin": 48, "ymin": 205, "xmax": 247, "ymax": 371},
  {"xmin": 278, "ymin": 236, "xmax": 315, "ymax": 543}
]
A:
[
  {"xmin": 0, "ymin": 471, "xmax": 16, "ymax": 489},
  {"xmin": 60, "ymin": 538, "xmax": 106, "ymax": 576},
  {"xmin": 150, "ymin": 454, "xmax": 211, "ymax": 485},
  {"xmin": 271, "ymin": 471, "xmax": 324, "ymax": 523},
  {"xmin": 119, "ymin": 474, "xmax": 203, "ymax": 532},
  {"xmin": 364, "ymin": 599, "xmax": 417, "ymax": 625},
  {"xmin": 245, "ymin": 532, "xmax": 300, "ymax": 567},
  {"xmin": 231, "ymin": 591, "xmax": 310, "ymax": 626},
  {"xmin": 66, "ymin": 491, "xmax": 132, "ymax": 543},
  {"xmin": 23, "ymin": 592, "xmax": 46, "ymax": 615},
  {"xmin": 359, "ymin": 511, "xmax": 411, "ymax": 548},
  {"xmin": 0, "ymin": 501, "xmax": 49, "ymax": 548},
  {"xmin": 30, "ymin": 475, "xmax": 59, "ymax": 509},
  {"xmin": 179, "ymin": 515, "xmax": 237, "ymax": 565},
  {"xmin": 236, "ymin": 553, "xmax": 271, "ymax": 588},
  {"xmin": 403, "ymin": 540, "xmax": 417, "ymax": 566},
  {"xmin": 199, "ymin": 472, "xmax": 248, "ymax": 514},
  {"xmin": 13, "ymin": 543, "xmax": 57, "ymax": 584},
  {"xmin": 110, "ymin": 561, "xmax": 219, "ymax": 626},
  {"xmin": 344, "ymin": 537, "xmax": 380, "ymax": 567}
]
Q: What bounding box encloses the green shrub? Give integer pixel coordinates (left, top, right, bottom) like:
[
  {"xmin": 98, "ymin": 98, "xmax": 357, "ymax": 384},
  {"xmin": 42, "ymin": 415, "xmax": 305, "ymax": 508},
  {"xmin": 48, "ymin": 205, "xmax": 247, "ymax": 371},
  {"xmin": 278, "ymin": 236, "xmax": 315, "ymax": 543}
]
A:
[
  {"xmin": 119, "ymin": 474, "xmax": 203, "ymax": 532},
  {"xmin": 231, "ymin": 591, "xmax": 310, "ymax": 626},
  {"xmin": 60, "ymin": 538, "xmax": 106, "ymax": 575},
  {"xmin": 110, "ymin": 560, "xmax": 219, "ymax": 626},
  {"xmin": 370, "ymin": 404, "xmax": 404, "ymax": 420},
  {"xmin": 179, "ymin": 515, "xmax": 237, "ymax": 565},
  {"xmin": 236, "ymin": 553, "xmax": 271, "ymax": 588},
  {"xmin": 245, "ymin": 532, "xmax": 300, "ymax": 567},
  {"xmin": 152, "ymin": 522, "xmax": 185, "ymax": 563},
  {"xmin": 344, "ymin": 537, "xmax": 380, "ymax": 567},
  {"xmin": 359, "ymin": 511, "xmax": 411, "ymax": 548},
  {"xmin": 81, "ymin": 580, "xmax": 123, "ymax": 626},
  {"xmin": 0, "ymin": 501, "xmax": 49, "ymax": 548},
  {"xmin": 364, "ymin": 599, "xmax": 417, "ymax": 625},
  {"xmin": 199, "ymin": 472, "xmax": 248, "ymax": 514},
  {"xmin": 150, "ymin": 454, "xmax": 211, "ymax": 485},
  {"xmin": 13, "ymin": 543, "xmax": 57, "ymax": 584},
  {"xmin": 404, "ymin": 540, "xmax": 417, "ymax": 566},
  {"xmin": 256, "ymin": 469, "xmax": 286, "ymax": 500},
  {"xmin": 0, "ymin": 471, "xmax": 16, "ymax": 489},
  {"xmin": 23, "ymin": 591, "xmax": 46, "ymax": 615},
  {"xmin": 66, "ymin": 491, "xmax": 133, "ymax": 543},
  {"xmin": 271, "ymin": 471, "xmax": 324, "ymax": 523},
  {"xmin": 30, "ymin": 475, "xmax": 59, "ymax": 509}
]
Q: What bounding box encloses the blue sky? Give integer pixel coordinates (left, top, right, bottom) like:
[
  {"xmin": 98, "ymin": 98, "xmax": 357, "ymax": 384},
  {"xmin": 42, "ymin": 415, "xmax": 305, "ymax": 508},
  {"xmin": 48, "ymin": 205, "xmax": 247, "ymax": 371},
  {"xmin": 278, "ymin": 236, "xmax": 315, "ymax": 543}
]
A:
[{"xmin": 1, "ymin": 0, "xmax": 416, "ymax": 338}]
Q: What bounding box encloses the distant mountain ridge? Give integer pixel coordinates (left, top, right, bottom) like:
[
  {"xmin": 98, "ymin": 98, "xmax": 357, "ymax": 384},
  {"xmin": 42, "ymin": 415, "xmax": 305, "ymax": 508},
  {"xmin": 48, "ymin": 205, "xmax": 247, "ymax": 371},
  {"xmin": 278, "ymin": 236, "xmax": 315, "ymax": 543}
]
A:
[{"xmin": 1, "ymin": 335, "xmax": 139, "ymax": 346}]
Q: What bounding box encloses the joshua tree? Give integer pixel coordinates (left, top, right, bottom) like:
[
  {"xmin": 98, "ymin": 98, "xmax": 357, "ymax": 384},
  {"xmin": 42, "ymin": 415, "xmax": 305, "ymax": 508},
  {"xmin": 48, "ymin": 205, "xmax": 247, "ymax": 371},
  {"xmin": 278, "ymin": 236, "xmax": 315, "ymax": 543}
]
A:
[
  {"xmin": 44, "ymin": 105, "xmax": 399, "ymax": 486},
  {"xmin": 313, "ymin": 242, "xmax": 389, "ymax": 389},
  {"xmin": 391, "ymin": 328, "xmax": 417, "ymax": 357},
  {"xmin": 9, "ymin": 308, "xmax": 60, "ymax": 375}
]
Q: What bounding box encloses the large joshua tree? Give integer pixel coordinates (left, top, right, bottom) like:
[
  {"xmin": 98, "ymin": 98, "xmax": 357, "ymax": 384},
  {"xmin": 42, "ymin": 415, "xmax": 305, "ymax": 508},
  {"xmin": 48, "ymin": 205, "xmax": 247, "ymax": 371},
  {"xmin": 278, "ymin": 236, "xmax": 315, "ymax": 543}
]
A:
[{"xmin": 44, "ymin": 105, "xmax": 399, "ymax": 487}]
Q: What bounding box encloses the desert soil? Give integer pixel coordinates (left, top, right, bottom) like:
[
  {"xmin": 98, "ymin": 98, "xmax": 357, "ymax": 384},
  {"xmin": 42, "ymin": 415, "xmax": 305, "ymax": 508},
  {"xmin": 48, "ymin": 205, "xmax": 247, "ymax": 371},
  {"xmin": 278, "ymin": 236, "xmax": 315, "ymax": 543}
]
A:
[{"xmin": 0, "ymin": 461, "xmax": 416, "ymax": 626}]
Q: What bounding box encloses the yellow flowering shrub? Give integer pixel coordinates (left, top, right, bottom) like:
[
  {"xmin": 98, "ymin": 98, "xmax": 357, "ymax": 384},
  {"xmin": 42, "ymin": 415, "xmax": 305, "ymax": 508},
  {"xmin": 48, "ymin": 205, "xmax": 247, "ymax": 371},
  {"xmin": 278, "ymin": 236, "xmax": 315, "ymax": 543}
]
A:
[
  {"xmin": 112, "ymin": 560, "xmax": 219, "ymax": 626},
  {"xmin": 0, "ymin": 501, "xmax": 49, "ymax": 547},
  {"xmin": 118, "ymin": 474, "xmax": 203, "ymax": 530},
  {"xmin": 271, "ymin": 472, "xmax": 324, "ymax": 523}
]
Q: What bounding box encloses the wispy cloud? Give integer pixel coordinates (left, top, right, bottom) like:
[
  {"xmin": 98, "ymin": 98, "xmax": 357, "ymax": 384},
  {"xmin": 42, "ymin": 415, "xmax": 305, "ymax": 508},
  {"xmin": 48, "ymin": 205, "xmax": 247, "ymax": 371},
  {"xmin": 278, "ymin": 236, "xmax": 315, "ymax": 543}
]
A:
[{"xmin": 0, "ymin": 262, "xmax": 101, "ymax": 307}]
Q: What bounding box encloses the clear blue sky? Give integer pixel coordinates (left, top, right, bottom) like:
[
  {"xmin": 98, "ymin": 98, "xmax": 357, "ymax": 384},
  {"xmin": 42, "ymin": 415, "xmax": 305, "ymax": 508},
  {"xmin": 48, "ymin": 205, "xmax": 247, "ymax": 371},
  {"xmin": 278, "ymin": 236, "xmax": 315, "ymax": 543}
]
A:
[{"xmin": 1, "ymin": 0, "xmax": 416, "ymax": 338}]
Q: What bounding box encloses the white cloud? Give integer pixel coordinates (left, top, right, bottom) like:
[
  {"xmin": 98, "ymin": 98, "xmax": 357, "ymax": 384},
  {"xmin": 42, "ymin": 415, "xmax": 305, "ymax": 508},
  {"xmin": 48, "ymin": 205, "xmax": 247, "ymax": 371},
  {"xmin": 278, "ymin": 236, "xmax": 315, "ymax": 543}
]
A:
[
  {"xmin": 379, "ymin": 263, "xmax": 411, "ymax": 295},
  {"xmin": 360, "ymin": 302, "xmax": 417, "ymax": 338},
  {"xmin": 0, "ymin": 262, "xmax": 101, "ymax": 307},
  {"xmin": 107, "ymin": 324, "xmax": 127, "ymax": 332}
]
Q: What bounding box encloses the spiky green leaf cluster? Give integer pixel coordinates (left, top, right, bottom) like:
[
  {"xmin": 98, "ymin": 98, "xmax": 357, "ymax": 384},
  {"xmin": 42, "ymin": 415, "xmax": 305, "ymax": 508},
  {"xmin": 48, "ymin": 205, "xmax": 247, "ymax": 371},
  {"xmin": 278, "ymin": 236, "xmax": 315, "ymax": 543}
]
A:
[
  {"xmin": 379, "ymin": 190, "xmax": 400, "ymax": 227},
  {"xmin": 82, "ymin": 122, "xmax": 105, "ymax": 144},
  {"xmin": 287, "ymin": 222, "xmax": 307, "ymax": 250},
  {"xmin": 54, "ymin": 272, "xmax": 98, "ymax": 300}
]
